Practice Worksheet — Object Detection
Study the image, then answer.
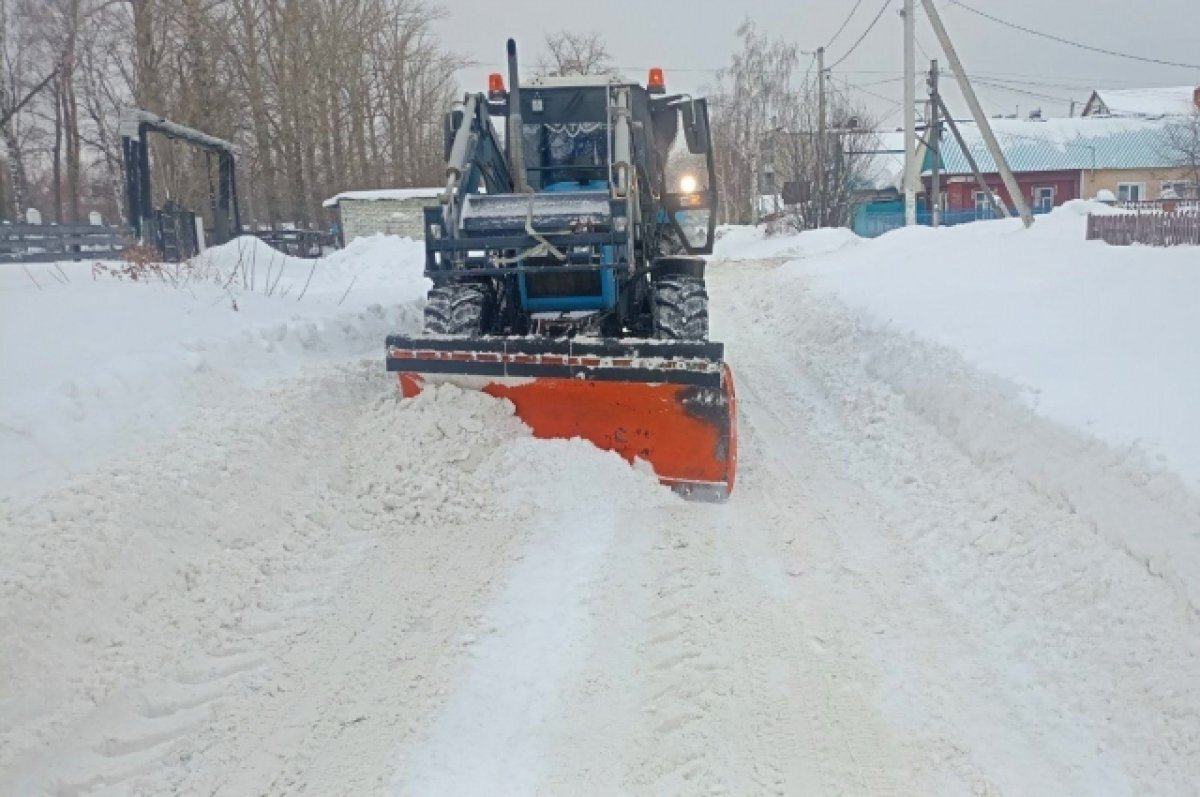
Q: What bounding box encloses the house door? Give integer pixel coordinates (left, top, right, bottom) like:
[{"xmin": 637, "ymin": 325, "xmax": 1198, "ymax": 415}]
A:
[
  {"xmin": 1034, "ymin": 186, "xmax": 1054, "ymax": 213},
  {"xmin": 974, "ymin": 191, "xmax": 995, "ymax": 219}
]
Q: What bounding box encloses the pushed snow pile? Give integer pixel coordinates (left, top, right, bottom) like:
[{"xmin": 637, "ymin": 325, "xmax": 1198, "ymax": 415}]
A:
[
  {"xmin": 354, "ymin": 382, "xmax": 672, "ymax": 524},
  {"xmin": 0, "ymin": 235, "xmax": 430, "ymax": 498},
  {"xmin": 712, "ymin": 224, "xmax": 860, "ymax": 262}
]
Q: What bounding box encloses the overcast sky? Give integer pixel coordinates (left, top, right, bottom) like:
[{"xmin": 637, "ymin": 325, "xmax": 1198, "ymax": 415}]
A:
[{"xmin": 435, "ymin": 0, "xmax": 1200, "ymax": 128}]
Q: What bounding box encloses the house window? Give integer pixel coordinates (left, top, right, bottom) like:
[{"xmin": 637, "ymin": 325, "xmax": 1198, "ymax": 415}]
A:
[
  {"xmin": 1117, "ymin": 182, "xmax": 1145, "ymax": 202},
  {"xmin": 1033, "ymin": 186, "xmax": 1055, "ymax": 213},
  {"xmin": 1161, "ymin": 180, "xmax": 1196, "ymax": 199}
]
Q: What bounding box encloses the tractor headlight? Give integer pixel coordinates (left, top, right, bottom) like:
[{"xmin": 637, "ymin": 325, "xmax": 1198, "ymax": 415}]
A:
[{"xmin": 679, "ymin": 175, "xmax": 698, "ymax": 194}]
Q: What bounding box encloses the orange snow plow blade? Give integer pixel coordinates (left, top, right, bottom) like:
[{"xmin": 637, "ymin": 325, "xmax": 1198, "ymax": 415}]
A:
[{"xmin": 386, "ymin": 336, "xmax": 737, "ymax": 500}]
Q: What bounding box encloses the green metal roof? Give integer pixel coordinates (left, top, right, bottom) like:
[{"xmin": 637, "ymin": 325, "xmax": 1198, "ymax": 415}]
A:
[{"xmin": 931, "ymin": 117, "xmax": 1182, "ymax": 175}]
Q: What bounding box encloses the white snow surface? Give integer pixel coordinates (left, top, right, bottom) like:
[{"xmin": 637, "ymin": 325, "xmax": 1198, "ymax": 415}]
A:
[
  {"xmin": 3, "ymin": 211, "xmax": 1199, "ymax": 795},
  {"xmin": 716, "ymin": 202, "xmax": 1200, "ymax": 609},
  {"xmin": 0, "ymin": 234, "xmax": 429, "ymax": 495},
  {"xmin": 1091, "ymin": 86, "xmax": 1200, "ymax": 117},
  {"xmin": 765, "ymin": 201, "xmax": 1200, "ymax": 488},
  {"xmin": 713, "ymin": 223, "xmax": 861, "ymax": 261},
  {"xmin": 323, "ymin": 188, "xmax": 442, "ymax": 207}
]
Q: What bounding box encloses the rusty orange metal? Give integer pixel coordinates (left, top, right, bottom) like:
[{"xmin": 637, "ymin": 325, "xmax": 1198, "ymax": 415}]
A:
[{"xmin": 396, "ymin": 367, "xmax": 737, "ymax": 499}]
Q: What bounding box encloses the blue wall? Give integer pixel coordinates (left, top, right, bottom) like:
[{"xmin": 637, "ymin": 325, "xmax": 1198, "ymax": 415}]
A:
[{"xmin": 852, "ymin": 200, "xmax": 1048, "ymax": 238}]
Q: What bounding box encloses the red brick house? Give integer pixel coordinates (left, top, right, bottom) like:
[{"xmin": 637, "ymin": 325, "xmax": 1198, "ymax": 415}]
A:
[{"xmin": 923, "ymin": 116, "xmax": 1187, "ymax": 218}]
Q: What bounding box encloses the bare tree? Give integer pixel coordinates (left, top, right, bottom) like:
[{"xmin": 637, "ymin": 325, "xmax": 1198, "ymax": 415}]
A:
[
  {"xmin": 1165, "ymin": 109, "xmax": 1200, "ymax": 195},
  {"xmin": 772, "ymin": 94, "xmax": 879, "ymax": 230},
  {"xmin": 537, "ymin": 30, "xmax": 613, "ymax": 77},
  {"xmin": 1, "ymin": 0, "xmax": 464, "ymax": 228},
  {"xmin": 708, "ymin": 22, "xmax": 803, "ymax": 225},
  {"xmin": 708, "ymin": 21, "xmax": 878, "ymax": 229},
  {"xmin": 0, "ymin": 0, "xmax": 58, "ymax": 216}
]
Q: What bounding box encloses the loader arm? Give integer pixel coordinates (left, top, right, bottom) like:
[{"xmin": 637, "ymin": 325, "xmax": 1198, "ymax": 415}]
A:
[{"xmin": 442, "ymin": 94, "xmax": 514, "ymax": 237}]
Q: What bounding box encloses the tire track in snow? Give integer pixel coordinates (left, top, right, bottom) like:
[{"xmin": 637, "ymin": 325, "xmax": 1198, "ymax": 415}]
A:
[
  {"xmin": 714, "ymin": 259, "xmax": 1200, "ymax": 795},
  {"xmin": 0, "ymin": 365, "xmax": 536, "ymax": 796}
]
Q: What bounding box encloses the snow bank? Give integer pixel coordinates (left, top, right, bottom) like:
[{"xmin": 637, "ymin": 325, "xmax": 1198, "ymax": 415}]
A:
[
  {"xmin": 786, "ymin": 203, "xmax": 1200, "ymax": 487},
  {"xmin": 0, "ymin": 235, "xmax": 430, "ymax": 498},
  {"xmin": 712, "ymin": 224, "xmax": 860, "ymax": 262},
  {"xmin": 717, "ymin": 204, "xmax": 1200, "ymax": 608}
]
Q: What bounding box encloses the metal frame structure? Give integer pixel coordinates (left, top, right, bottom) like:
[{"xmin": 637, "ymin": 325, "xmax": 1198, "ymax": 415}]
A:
[{"xmin": 120, "ymin": 108, "xmax": 241, "ymax": 249}]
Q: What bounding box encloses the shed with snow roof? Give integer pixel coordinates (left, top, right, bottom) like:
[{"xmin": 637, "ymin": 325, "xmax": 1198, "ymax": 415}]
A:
[
  {"xmin": 1082, "ymin": 87, "xmax": 1200, "ymax": 118},
  {"xmin": 322, "ymin": 188, "xmax": 441, "ymax": 244}
]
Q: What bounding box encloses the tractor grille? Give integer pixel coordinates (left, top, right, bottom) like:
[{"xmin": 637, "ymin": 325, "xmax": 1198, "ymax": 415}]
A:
[{"xmin": 525, "ymin": 270, "xmax": 602, "ymax": 299}]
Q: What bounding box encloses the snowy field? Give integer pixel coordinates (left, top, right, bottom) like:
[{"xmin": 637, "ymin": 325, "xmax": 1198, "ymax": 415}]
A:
[
  {"xmin": 0, "ymin": 235, "xmax": 429, "ymax": 495},
  {"xmin": 2, "ymin": 211, "xmax": 1198, "ymax": 795}
]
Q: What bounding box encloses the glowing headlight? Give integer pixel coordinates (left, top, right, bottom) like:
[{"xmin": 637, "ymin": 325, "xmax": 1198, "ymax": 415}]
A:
[{"xmin": 679, "ymin": 175, "xmax": 698, "ymax": 194}]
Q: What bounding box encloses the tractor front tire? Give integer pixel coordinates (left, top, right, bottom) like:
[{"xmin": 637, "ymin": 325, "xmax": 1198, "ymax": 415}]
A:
[
  {"xmin": 424, "ymin": 283, "xmax": 490, "ymax": 335},
  {"xmin": 652, "ymin": 275, "xmax": 709, "ymax": 341}
]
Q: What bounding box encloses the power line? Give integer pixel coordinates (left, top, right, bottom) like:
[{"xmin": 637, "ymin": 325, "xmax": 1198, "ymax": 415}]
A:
[
  {"xmin": 826, "ymin": 0, "xmax": 867, "ymax": 49},
  {"xmin": 830, "ymin": 0, "xmax": 894, "ymax": 69},
  {"xmin": 947, "ymin": 0, "xmax": 1200, "ymax": 70},
  {"xmin": 841, "ymin": 79, "xmax": 904, "ymax": 106},
  {"xmin": 973, "ymin": 80, "xmax": 1074, "ymax": 105},
  {"xmin": 915, "ymin": 32, "xmax": 933, "ymax": 61}
]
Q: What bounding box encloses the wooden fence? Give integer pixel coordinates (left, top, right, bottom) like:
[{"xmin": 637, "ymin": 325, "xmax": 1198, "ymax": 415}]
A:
[
  {"xmin": 0, "ymin": 223, "xmax": 131, "ymax": 263},
  {"xmin": 249, "ymin": 229, "xmax": 338, "ymax": 258},
  {"xmin": 1086, "ymin": 211, "xmax": 1200, "ymax": 247}
]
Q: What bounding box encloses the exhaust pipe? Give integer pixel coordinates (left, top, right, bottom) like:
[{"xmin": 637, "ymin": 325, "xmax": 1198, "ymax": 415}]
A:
[{"xmin": 506, "ymin": 38, "xmax": 528, "ymax": 193}]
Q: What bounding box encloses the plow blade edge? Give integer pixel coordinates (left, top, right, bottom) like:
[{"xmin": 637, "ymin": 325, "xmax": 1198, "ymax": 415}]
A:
[{"xmin": 385, "ymin": 336, "xmax": 737, "ymax": 499}]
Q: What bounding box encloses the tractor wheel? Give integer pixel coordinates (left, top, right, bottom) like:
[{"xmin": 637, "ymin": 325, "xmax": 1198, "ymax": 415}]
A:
[
  {"xmin": 424, "ymin": 283, "xmax": 490, "ymax": 335},
  {"xmin": 652, "ymin": 275, "xmax": 709, "ymax": 341}
]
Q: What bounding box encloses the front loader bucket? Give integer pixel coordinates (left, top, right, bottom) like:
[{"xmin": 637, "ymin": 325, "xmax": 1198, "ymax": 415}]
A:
[{"xmin": 386, "ymin": 336, "xmax": 737, "ymax": 500}]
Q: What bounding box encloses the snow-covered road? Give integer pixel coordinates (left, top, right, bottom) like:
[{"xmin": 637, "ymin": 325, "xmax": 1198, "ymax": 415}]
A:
[{"xmin": 3, "ymin": 235, "xmax": 1199, "ymax": 795}]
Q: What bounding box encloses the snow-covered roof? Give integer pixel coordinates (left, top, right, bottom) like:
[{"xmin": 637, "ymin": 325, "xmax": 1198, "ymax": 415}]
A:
[
  {"xmin": 322, "ymin": 188, "xmax": 442, "ymax": 208},
  {"xmin": 932, "ymin": 116, "xmax": 1183, "ymax": 175},
  {"xmin": 118, "ymin": 108, "xmax": 238, "ymax": 154},
  {"xmin": 1086, "ymin": 87, "xmax": 1199, "ymax": 118}
]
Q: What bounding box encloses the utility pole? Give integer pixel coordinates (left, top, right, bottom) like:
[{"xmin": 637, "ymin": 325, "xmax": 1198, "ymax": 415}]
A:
[
  {"xmin": 920, "ymin": 0, "xmax": 1033, "ymax": 227},
  {"xmin": 817, "ymin": 46, "xmax": 827, "ymax": 227},
  {"xmin": 928, "ymin": 59, "xmax": 941, "ymax": 227},
  {"xmin": 937, "ymin": 95, "xmax": 1011, "ymax": 219},
  {"xmin": 903, "ymin": 0, "xmax": 917, "ymax": 226}
]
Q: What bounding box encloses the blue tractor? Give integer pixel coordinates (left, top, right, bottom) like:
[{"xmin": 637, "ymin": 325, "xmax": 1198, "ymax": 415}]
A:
[{"xmin": 387, "ymin": 39, "xmax": 737, "ymax": 499}]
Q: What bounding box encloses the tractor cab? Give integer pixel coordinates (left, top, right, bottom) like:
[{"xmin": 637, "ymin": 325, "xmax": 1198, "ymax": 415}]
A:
[{"xmin": 477, "ymin": 69, "xmax": 718, "ymax": 255}]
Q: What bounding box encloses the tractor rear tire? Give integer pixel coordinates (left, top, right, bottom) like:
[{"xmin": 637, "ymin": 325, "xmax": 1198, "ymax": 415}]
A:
[
  {"xmin": 424, "ymin": 283, "xmax": 490, "ymax": 335},
  {"xmin": 652, "ymin": 275, "xmax": 709, "ymax": 341}
]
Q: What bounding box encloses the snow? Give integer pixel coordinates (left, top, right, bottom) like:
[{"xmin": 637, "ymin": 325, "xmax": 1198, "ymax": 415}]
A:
[
  {"xmin": 718, "ymin": 202, "xmax": 1200, "ymax": 610},
  {"xmin": 0, "ymin": 234, "xmax": 429, "ymax": 496},
  {"xmin": 713, "ymin": 223, "xmax": 860, "ymax": 261},
  {"xmin": 785, "ymin": 201, "xmax": 1200, "ymax": 487},
  {"xmin": 1091, "ymin": 86, "xmax": 1200, "ymax": 117},
  {"xmin": 323, "ymin": 188, "xmax": 443, "ymax": 207},
  {"xmin": 3, "ymin": 207, "xmax": 1199, "ymax": 795}
]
